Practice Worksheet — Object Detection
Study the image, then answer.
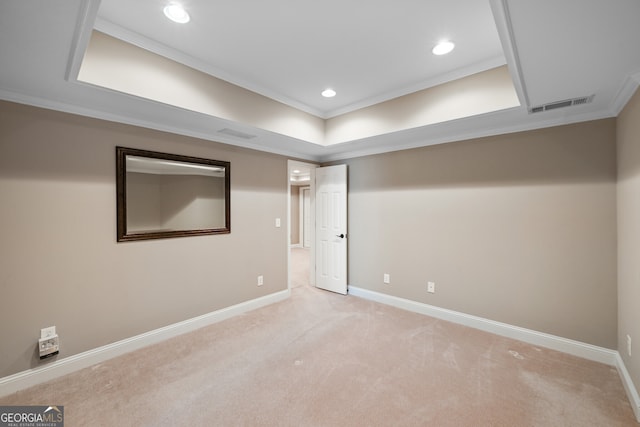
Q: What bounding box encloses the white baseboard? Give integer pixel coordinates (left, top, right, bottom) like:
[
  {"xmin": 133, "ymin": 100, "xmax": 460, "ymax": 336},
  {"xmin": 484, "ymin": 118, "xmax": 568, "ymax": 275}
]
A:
[
  {"xmin": 349, "ymin": 286, "xmax": 640, "ymax": 422},
  {"xmin": 616, "ymin": 353, "xmax": 640, "ymax": 422},
  {"xmin": 0, "ymin": 289, "xmax": 290, "ymax": 398},
  {"xmin": 348, "ymin": 286, "xmax": 616, "ymax": 364}
]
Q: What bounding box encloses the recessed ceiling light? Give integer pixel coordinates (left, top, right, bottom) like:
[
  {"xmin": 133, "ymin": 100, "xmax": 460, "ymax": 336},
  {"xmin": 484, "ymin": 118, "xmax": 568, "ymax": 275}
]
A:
[
  {"xmin": 432, "ymin": 40, "xmax": 455, "ymax": 56},
  {"xmin": 164, "ymin": 3, "xmax": 190, "ymax": 23},
  {"xmin": 321, "ymin": 88, "xmax": 337, "ymax": 98}
]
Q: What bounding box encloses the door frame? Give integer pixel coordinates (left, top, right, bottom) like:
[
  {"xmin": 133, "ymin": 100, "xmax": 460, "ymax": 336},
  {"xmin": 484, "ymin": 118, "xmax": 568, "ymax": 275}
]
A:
[
  {"xmin": 287, "ymin": 160, "xmax": 318, "ymax": 291},
  {"xmin": 300, "ymin": 186, "xmax": 311, "ymax": 248}
]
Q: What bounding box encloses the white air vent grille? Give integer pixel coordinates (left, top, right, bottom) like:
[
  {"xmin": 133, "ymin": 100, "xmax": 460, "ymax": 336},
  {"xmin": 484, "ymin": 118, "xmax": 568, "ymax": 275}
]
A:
[
  {"xmin": 529, "ymin": 95, "xmax": 595, "ymax": 114},
  {"xmin": 218, "ymin": 128, "xmax": 257, "ymax": 139}
]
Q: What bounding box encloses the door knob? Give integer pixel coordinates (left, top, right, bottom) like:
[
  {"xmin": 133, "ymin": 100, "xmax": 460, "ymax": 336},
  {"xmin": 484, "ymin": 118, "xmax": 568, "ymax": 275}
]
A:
[{"xmin": 336, "ymin": 234, "xmax": 345, "ymax": 238}]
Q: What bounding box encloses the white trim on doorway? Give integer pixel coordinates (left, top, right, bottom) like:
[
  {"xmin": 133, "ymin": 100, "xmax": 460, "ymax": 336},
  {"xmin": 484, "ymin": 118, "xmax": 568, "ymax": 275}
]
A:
[
  {"xmin": 287, "ymin": 160, "xmax": 318, "ymax": 291},
  {"xmin": 300, "ymin": 185, "xmax": 311, "ymax": 248}
]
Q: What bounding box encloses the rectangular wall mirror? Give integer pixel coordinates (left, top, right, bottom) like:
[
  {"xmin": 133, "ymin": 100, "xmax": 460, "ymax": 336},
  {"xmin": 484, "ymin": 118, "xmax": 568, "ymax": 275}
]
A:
[{"xmin": 116, "ymin": 146, "xmax": 230, "ymax": 242}]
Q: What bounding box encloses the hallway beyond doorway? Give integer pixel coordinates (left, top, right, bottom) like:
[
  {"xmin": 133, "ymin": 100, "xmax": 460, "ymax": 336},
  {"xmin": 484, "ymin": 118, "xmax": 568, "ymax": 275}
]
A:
[{"xmin": 290, "ymin": 247, "xmax": 310, "ymax": 288}]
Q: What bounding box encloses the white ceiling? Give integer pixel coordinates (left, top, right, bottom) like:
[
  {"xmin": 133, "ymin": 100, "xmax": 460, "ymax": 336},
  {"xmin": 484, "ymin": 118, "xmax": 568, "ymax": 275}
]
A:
[{"xmin": 1, "ymin": 0, "xmax": 640, "ymax": 162}]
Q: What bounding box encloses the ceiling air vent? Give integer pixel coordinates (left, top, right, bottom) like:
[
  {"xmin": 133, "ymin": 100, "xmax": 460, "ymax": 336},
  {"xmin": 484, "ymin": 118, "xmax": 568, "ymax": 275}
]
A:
[
  {"xmin": 529, "ymin": 95, "xmax": 594, "ymax": 114},
  {"xmin": 218, "ymin": 128, "xmax": 257, "ymax": 140}
]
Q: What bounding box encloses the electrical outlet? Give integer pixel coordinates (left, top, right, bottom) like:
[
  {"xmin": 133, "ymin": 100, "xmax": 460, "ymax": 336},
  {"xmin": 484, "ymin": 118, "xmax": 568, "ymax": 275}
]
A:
[
  {"xmin": 383, "ymin": 274, "xmax": 390, "ymax": 284},
  {"xmin": 257, "ymin": 275, "xmax": 264, "ymax": 286},
  {"xmin": 39, "ymin": 326, "xmax": 59, "ymax": 360},
  {"xmin": 628, "ymin": 335, "xmax": 632, "ymax": 357},
  {"xmin": 427, "ymin": 281, "xmax": 435, "ymax": 293}
]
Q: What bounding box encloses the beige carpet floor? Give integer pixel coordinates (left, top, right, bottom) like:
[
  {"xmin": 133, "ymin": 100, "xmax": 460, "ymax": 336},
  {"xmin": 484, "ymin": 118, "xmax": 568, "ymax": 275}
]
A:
[{"xmin": 1, "ymin": 248, "xmax": 637, "ymax": 426}]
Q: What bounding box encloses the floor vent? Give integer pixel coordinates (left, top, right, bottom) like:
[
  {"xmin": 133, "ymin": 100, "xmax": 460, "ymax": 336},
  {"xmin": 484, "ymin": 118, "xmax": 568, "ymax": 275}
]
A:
[
  {"xmin": 218, "ymin": 128, "xmax": 257, "ymax": 139},
  {"xmin": 529, "ymin": 95, "xmax": 594, "ymax": 114}
]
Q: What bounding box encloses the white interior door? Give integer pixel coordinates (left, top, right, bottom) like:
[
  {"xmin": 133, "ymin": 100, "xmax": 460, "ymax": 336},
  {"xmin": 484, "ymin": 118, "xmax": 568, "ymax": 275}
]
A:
[{"xmin": 315, "ymin": 164, "xmax": 348, "ymax": 295}]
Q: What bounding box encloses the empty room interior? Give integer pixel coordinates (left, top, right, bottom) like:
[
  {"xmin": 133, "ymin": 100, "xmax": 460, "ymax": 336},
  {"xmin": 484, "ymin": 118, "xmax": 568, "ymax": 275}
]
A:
[{"xmin": 2, "ymin": 0, "xmax": 640, "ymax": 425}]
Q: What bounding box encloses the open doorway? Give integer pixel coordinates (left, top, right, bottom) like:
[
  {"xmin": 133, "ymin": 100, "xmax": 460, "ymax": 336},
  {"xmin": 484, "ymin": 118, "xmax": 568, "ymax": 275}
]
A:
[{"xmin": 287, "ymin": 160, "xmax": 317, "ymax": 291}]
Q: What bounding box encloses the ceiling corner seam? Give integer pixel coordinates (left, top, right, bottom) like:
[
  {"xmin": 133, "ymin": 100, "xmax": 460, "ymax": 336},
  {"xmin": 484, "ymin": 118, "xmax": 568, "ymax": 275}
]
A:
[
  {"xmin": 65, "ymin": 0, "xmax": 101, "ymax": 82},
  {"xmin": 489, "ymin": 0, "xmax": 530, "ymax": 109}
]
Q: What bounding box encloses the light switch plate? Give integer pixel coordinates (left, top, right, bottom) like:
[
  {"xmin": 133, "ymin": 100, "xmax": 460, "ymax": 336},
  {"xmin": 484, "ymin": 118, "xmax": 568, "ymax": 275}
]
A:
[
  {"xmin": 41, "ymin": 326, "xmax": 56, "ymax": 339},
  {"xmin": 427, "ymin": 282, "xmax": 436, "ymax": 293}
]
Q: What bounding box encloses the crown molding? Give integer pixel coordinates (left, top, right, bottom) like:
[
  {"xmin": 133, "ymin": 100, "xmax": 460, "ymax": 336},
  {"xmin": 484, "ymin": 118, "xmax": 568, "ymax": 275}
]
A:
[
  {"xmin": 65, "ymin": 0, "xmax": 101, "ymax": 82},
  {"xmin": 610, "ymin": 71, "xmax": 640, "ymax": 115}
]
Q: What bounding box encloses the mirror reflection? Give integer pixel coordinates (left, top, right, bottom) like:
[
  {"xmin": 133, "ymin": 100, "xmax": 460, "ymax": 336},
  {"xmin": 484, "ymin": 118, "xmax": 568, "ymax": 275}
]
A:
[{"xmin": 117, "ymin": 147, "xmax": 230, "ymax": 241}]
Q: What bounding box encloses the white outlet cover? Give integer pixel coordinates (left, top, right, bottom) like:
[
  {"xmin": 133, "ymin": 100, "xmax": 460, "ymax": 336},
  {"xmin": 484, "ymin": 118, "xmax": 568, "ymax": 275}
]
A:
[
  {"xmin": 40, "ymin": 326, "xmax": 56, "ymax": 339},
  {"xmin": 427, "ymin": 282, "xmax": 435, "ymax": 293},
  {"xmin": 383, "ymin": 274, "xmax": 390, "ymax": 284},
  {"xmin": 38, "ymin": 335, "xmax": 60, "ymax": 358}
]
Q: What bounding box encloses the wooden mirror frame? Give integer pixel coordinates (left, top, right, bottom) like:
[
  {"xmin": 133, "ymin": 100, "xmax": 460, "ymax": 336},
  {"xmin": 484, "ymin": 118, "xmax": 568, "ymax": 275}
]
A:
[{"xmin": 116, "ymin": 146, "xmax": 230, "ymax": 242}]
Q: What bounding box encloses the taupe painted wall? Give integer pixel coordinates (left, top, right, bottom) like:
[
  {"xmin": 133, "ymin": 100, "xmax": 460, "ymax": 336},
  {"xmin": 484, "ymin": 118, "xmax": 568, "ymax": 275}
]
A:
[
  {"xmin": 0, "ymin": 98, "xmax": 623, "ymax": 381},
  {"xmin": 0, "ymin": 101, "xmax": 288, "ymax": 378},
  {"xmin": 338, "ymin": 119, "xmax": 618, "ymax": 348},
  {"xmin": 617, "ymin": 89, "xmax": 640, "ymax": 392}
]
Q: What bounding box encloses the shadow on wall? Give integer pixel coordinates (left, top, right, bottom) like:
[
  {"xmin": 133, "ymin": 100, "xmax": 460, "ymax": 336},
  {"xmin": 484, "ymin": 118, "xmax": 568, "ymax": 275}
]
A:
[
  {"xmin": 0, "ymin": 101, "xmax": 285, "ymax": 195},
  {"xmin": 342, "ymin": 119, "xmax": 616, "ymax": 192}
]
